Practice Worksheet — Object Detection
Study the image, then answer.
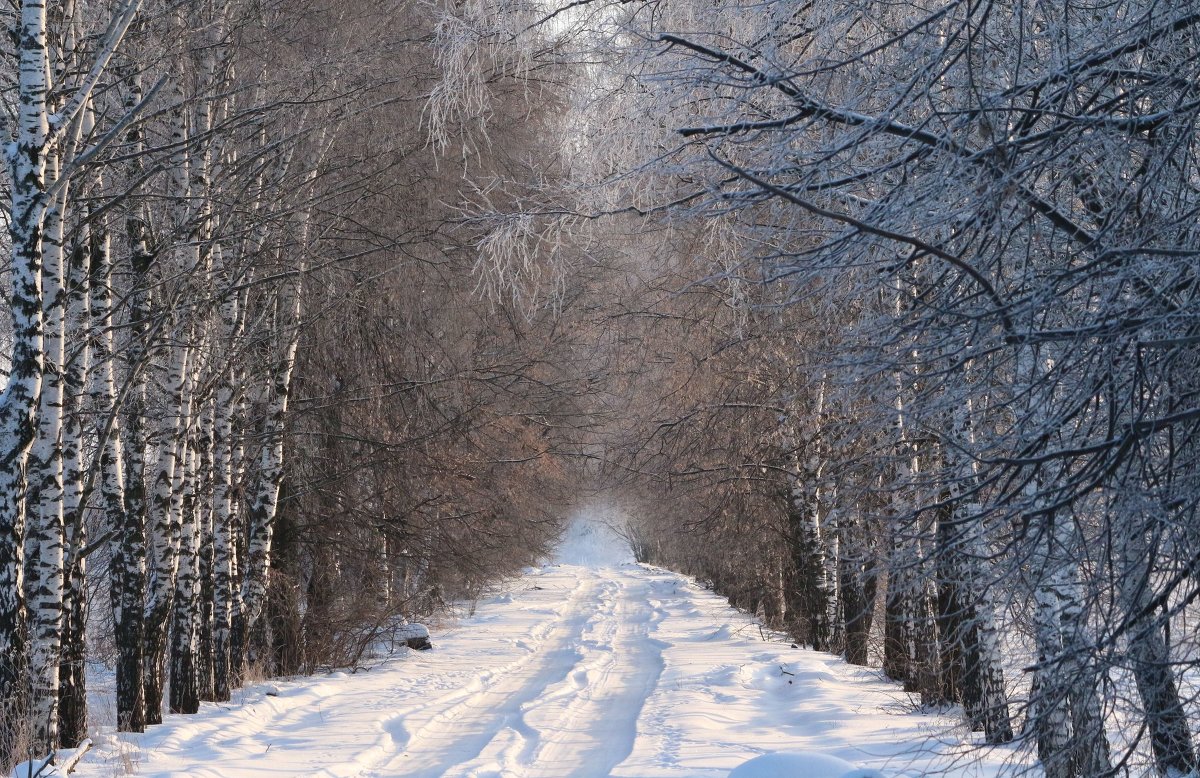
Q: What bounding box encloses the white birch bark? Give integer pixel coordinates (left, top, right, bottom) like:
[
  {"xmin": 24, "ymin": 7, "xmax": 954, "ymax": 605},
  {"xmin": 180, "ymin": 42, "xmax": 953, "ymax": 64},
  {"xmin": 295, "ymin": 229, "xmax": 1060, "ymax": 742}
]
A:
[
  {"xmin": 0, "ymin": 0, "xmax": 52, "ymax": 743},
  {"xmin": 211, "ymin": 242, "xmax": 239, "ymax": 701},
  {"xmin": 1112, "ymin": 503, "xmax": 1197, "ymax": 775},
  {"xmin": 884, "ymin": 336, "xmax": 935, "ymax": 695},
  {"xmin": 24, "ymin": 126, "xmax": 67, "ymax": 756},
  {"xmin": 1019, "ymin": 344, "xmax": 1108, "ymax": 777},
  {"xmin": 241, "ymin": 260, "xmax": 303, "ymax": 639},
  {"xmin": 170, "ymin": 431, "xmax": 202, "ymax": 713},
  {"xmin": 142, "ymin": 337, "xmax": 189, "ymax": 722},
  {"xmin": 937, "ymin": 398, "xmax": 1013, "ymax": 743},
  {"xmin": 780, "ymin": 377, "xmax": 833, "ymax": 651},
  {"xmin": 53, "ymin": 8, "xmax": 89, "ymax": 746},
  {"xmin": 197, "ymin": 397, "xmax": 216, "ymax": 700},
  {"xmin": 113, "ymin": 116, "xmax": 150, "ymax": 733},
  {"xmin": 27, "ymin": 35, "xmax": 90, "ymax": 742},
  {"xmin": 1031, "ymin": 527, "xmax": 1073, "ymax": 778},
  {"xmin": 229, "ymin": 107, "xmax": 298, "ymax": 672},
  {"xmin": 24, "ymin": 0, "xmax": 145, "ymax": 737},
  {"xmin": 58, "ymin": 201, "xmax": 90, "ymax": 748},
  {"xmin": 101, "ymin": 3, "xmax": 165, "ymax": 726},
  {"xmin": 227, "ymin": 376, "xmax": 247, "ymax": 682},
  {"xmin": 84, "ymin": 169, "xmax": 132, "ymax": 732},
  {"xmin": 142, "ymin": 40, "xmax": 194, "ymax": 718}
]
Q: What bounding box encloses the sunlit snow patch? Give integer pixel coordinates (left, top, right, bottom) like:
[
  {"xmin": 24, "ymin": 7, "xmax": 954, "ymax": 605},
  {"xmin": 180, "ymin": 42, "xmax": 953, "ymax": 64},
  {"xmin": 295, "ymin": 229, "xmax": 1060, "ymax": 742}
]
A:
[
  {"xmin": 728, "ymin": 751, "xmax": 887, "ymax": 778},
  {"xmin": 553, "ymin": 504, "xmax": 634, "ymax": 566}
]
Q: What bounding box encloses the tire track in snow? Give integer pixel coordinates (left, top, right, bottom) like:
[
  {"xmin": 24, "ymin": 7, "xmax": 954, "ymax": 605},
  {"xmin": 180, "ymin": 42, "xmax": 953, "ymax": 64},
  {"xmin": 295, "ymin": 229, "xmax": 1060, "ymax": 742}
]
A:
[
  {"xmin": 443, "ymin": 573, "xmax": 625, "ymax": 776},
  {"xmin": 85, "ymin": 574, "xmax": 593, "ymax": 778},
  {"xmin": 255, "ymin": 574, "xmax": 594, "ymax": 778},
  {"xmin": 397, "ymin": 565, "xmax": 669, "ymax": 778},
  {"xmin": 511, "ymin": 566, "xmax": 669, "ymax": 778},
  {"xmin": 364, "ymin": 571, "xmax": 610, "ymax": 777},
  {"xmin": 369, "ymin": 572, "xmax": 592, "ymax": 759}
]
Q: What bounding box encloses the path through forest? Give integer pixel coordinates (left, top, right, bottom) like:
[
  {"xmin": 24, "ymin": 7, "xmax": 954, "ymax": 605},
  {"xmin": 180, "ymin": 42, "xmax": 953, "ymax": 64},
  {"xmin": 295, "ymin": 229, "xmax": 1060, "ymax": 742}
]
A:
[{"xmin": 72, "ymin": 522, "xmax": 1023, "ymax": 778}]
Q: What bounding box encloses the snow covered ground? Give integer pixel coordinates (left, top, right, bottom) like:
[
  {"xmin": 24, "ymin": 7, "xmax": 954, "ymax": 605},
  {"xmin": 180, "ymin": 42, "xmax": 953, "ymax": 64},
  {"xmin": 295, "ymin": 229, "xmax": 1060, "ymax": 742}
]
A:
[{"xmin": 71, "ymin": 515, "xmax": 1030, "ymax": 777}]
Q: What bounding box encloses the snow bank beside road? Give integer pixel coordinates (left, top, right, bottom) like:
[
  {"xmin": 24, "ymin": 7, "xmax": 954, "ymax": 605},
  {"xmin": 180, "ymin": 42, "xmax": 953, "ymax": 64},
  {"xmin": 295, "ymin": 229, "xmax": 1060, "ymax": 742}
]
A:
[{"xmin": 727, "ymin": 751, "xmax": 885, "ymax": 778}]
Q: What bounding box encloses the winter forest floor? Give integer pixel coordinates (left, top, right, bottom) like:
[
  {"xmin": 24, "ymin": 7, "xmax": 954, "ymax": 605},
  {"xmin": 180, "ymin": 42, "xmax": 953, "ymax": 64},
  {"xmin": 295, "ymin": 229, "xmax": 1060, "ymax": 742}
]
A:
[{"xmin": 71, "ymin": 520, "xmax": 1031, "ymax": 778}]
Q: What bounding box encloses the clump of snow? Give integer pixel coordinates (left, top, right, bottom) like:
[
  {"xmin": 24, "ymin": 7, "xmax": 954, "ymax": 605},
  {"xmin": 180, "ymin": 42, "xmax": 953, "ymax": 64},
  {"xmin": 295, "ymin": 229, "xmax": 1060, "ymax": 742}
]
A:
[
  {"xmin": 10, "ymin": 741, "xmax": 93, "ymax": 778},
  {"xmin": 11, "ymin": 757, "xmax": 57, "ymax": 778},
  {"xmin": 553, "ymin": 504, "xmax": 633, "ymax": 567},
  {"xmin": 728, "ymin": 752, "xmax": 886, "ymax": 778},
  {"xmin": 706, "ymin": 624, "xmax": 735, "ymax": 640},
  {"xmin": 392, "ymin": 622, "xmax": 432, "ymax": 650},
  {"xmin": 394, "ymin": 623, "xmax": 430, "ymax": 641}
]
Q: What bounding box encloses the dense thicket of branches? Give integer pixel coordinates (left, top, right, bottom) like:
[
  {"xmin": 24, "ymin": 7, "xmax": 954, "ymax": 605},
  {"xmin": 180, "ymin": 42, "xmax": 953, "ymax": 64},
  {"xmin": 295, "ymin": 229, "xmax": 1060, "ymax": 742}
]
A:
[
  {"xmin": 0, "ymin": 0, "xmax": 583, "ymax": 769},
  {"xmin": 540, "ymin": 0, "xmax": 1200, "ymax": 775}
]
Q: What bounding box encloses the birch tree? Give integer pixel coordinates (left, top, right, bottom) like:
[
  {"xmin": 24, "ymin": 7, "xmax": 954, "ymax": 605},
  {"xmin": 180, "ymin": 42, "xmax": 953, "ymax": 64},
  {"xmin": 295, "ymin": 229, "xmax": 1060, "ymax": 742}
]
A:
[{"xmin": 0, "ymin": 0, "xmax": 142, "ymax": 757}]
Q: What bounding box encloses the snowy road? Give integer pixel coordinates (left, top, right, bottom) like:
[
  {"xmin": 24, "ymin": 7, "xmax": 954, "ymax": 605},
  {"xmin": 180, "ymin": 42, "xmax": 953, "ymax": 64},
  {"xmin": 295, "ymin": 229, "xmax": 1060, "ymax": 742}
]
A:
[{"xmin": 74, "ymin": 561, "xmax": 1022, "ymax": 777}]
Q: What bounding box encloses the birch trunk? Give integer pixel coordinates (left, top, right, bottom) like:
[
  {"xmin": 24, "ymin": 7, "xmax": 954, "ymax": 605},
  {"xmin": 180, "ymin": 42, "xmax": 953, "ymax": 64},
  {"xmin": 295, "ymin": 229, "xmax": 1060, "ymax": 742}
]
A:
[
  {"xmin": 142, "ymin": 61, "xmax": 194, "ymax": 718},
  {"xmin": 885, "ymin": 522, "xmax": 941, "ymax": 702},
  {"xmin": 967, "ymin": 528, "xmax": 1012, "ymax": 743},
  {"xmin": 1031, "ymin": 529, "xmax": 1072, "ymax": 778},
  {"xmin": 55, "ymin": 20, "xmax": 89, "ymax": 737},
  {"xmin": 170, "ymin": 435, "xmax": 201, "ymax": 714},
  {"xmin": 782, "ymin": 405, "xmax": 832, "ymax": 650},
  {"xmin": 142, "ymin": 338, "xmax": 189, "ymax": 723},
  {"xmin": 0, "ymin": 0, "xmax": 53, "ymax": 753},
  {"xmin": 228, "ymin": 399, "xmax": 247, "ymax": 685},
  {"xmin": 935, "ymin": 402, "xmax": 1012, "ymax": 743},
  {"xmin": 241, "ymin": 274, "xmax": 302, "ymax": 644},
  {"xmin": 24, "ymin": 138, "xmax": 67, "ymax": 755},
  {"xmin": 1030, "ymin": 513, "xmax": 1111, "ymax": 778},
  {"xmin": 784, "ymin": 483, "xmax": 830, "ymax": 649},
  {"xmin": 884, "ymin": 350, "xmax": 938, "ymax": 695},
  {"xmin": 1020, "ymin": 345, "xmax": 1108, "ymax": 777},
  {"xmin": 197, "ymin": 398, "xmax": 216, "ymax": 701},
  {"xmin": 113, "ymin": 193, "xmax": 151, "ymax": 732},
  {"xmin": 56, "ymin": 0, "xmax": 145, "ymax": 731},
  {"xmin": 83, "ymin": 145, "xmax": 129, "ymax": 741},
  {"xmin": 58, "ymin": 230, "xmax": 89, "ymax": 748},
  {"xmin": 1057, "ymin": 529, "xmax": 1108, "ymax": 776},
  {"xmin": 211, "ymin": 245, "xmax": 239, "ymax": 700},
  {"xmin": 1114, "ymin": 510, "xmax": 1196, "ymax": 775}
]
